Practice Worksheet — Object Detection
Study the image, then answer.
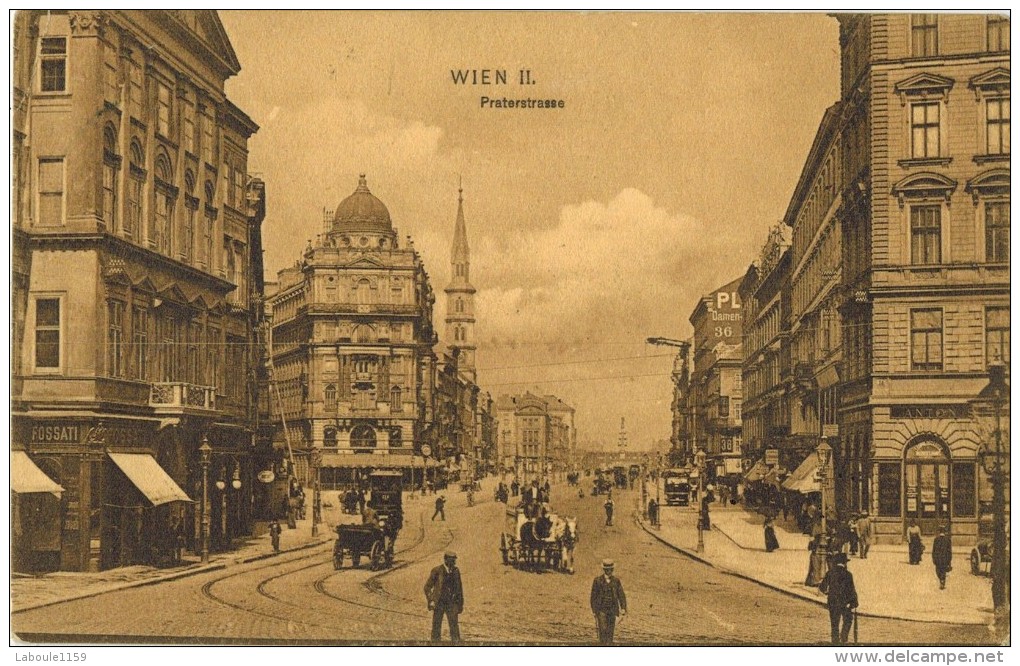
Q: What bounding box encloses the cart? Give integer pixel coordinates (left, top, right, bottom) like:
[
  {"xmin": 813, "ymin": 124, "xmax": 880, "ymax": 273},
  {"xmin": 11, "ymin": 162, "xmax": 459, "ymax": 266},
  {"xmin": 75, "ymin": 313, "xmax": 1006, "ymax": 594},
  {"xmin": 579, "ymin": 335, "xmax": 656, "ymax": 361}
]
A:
[{"xmin": 333, "ymin": 523, "xmax": 390, "ymax": 570}]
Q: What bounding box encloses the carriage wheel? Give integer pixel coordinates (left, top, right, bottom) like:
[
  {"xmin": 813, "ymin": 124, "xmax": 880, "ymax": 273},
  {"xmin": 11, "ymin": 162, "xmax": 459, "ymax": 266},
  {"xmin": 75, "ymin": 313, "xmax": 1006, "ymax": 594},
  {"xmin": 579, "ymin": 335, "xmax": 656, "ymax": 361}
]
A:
[{"xmin": 370, "ymin": 541, "xmax": 384, "ymax": 571}]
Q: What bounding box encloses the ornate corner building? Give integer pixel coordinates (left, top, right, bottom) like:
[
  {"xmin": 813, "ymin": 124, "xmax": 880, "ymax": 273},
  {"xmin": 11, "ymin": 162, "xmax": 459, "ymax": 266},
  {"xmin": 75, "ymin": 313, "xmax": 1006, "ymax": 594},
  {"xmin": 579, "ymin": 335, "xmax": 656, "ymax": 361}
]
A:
[{"xmin": 11, "ymin": 10, "xmax": 267, "ymax": 571}]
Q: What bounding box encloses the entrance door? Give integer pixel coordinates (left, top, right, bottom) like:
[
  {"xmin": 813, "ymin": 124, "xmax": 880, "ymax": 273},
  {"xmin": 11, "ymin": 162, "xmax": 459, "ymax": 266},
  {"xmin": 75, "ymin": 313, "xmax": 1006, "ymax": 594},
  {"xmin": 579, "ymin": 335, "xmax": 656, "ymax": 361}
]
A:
[{"xmin": 903, "ymin": 438, "xmax": 951, "ymax": 536}]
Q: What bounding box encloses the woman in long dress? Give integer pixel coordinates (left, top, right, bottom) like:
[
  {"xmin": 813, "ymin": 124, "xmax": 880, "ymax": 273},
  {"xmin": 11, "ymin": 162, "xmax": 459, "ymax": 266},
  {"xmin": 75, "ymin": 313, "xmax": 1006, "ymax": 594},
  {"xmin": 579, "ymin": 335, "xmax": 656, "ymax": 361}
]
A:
[
  {"xmin": 764, "ymin": 517, "xmax": 780, "ymax": 552},
  {"xmin": 805, "ymin": 530, "xmax": 829, "ymax": 586},
  {"xmin": 907, "ymin": 519, "xmax": 924, "ymax": 564}
]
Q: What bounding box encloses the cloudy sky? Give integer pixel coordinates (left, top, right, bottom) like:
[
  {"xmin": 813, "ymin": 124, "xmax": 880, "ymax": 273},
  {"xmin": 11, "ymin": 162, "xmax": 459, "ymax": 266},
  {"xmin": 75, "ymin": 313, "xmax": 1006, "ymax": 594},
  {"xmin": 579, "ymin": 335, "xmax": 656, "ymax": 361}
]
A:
[{"xmin": 219, "ymin": 11, "xmax": 841, "ymax": 451}]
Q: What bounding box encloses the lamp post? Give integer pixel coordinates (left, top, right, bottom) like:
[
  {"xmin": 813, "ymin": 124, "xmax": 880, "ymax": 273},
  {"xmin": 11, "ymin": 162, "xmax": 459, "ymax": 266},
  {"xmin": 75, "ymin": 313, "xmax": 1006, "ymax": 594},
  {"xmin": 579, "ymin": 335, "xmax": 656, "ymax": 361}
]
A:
[
  {"xmin": 311, "ymin": 448, "xmax": 322, "ymax": 537},
  {"xmin": 969, "ymin": 362, "xmax": 1010, "ymax": 621},
  {"xmin": 695, "ymin": 448, "xmax": 706, "ymax": 552},
  {"xmin": 656, "ymin": 453, "xmax": 662, "ymax": 529},
  {"xmin": 199, "ymin": 437, "xmax": 212, "ymax": 564},
  {"xmin": 815, "ymin": 440, "xmax": 833, "ymax": 535}
]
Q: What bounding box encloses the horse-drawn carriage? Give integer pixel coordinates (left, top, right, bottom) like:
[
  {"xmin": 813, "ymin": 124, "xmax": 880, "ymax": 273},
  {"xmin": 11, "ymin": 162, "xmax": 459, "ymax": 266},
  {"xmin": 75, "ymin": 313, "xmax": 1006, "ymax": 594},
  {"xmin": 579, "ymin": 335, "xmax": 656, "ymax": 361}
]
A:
[
  {"xmin": 499, "ymin": 505, "xmax": 577, "ymax": 573},
  {"xmin": 333, "ymin": 470, "xmax": 403, "ymax": 570}
]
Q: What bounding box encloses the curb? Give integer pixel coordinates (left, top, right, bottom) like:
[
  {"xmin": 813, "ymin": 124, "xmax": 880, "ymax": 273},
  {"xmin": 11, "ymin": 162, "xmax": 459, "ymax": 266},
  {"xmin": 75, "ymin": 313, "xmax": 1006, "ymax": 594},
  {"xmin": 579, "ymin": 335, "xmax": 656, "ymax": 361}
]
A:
[
  {"xmin": 12, "ymin": 535, "xmax": 333, "ymax": 615},
  {"xmin": 635, "ymin": 517, "xmax": 987, "ymax": 626}
]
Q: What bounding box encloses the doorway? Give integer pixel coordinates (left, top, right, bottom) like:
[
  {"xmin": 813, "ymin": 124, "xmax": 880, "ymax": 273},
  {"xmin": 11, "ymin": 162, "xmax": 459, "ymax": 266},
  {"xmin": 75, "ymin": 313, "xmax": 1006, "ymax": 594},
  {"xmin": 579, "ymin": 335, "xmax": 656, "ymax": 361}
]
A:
[{"xmin": 903, "ymin": 438, "xmax": 951, "ymax": 536}]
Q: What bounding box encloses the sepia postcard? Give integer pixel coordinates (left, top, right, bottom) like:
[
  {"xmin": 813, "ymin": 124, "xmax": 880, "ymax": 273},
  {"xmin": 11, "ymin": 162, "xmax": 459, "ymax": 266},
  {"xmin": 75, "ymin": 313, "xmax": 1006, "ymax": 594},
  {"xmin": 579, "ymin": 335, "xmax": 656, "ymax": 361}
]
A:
[{"xmin": 8, "ymin": 8, "xmax": 1011, "ymax": 657}]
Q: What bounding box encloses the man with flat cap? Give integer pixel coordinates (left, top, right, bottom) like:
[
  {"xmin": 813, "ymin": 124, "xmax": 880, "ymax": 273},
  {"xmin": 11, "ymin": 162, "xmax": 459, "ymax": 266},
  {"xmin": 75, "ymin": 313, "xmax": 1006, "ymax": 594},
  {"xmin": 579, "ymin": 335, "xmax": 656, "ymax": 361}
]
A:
[
  {"xmin": 590, "ymin": 558, "xmax": 627, "ymax": 644},
  {"xmin": 424, "ymin": 551, "xmax": 464, "ymax": 643}
]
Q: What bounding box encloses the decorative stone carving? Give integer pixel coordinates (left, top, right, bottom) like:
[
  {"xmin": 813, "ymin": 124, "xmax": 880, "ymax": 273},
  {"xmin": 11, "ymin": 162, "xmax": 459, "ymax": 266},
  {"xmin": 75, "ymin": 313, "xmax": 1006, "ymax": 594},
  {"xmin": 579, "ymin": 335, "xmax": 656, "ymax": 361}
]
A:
[{"xmin": 69, "ymin": 10, "xmax": 105, "ymax": 36}]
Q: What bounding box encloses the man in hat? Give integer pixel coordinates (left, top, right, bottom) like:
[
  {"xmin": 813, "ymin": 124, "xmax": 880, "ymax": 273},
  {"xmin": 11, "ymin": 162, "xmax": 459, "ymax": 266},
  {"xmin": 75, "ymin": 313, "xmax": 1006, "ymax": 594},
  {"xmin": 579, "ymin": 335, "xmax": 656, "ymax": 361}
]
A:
[
  {"xmin": 931, "ymin": 525, "xmax": 953, "ymax": 590},
  {"xmin": 424, "ymin": 551, "xmax": 464, "ymax": 643},
  {"xmin": 818, "ymin": 552, "xmax": 858, "ymax": 645},
  {"xmin": 432, "ymin": 494, "xmax": 446, "ymax": 521},
  {"xmin": 590, "ymin": 559, "xmax": 627, "ymax": 644},
  {"xmin": 856, "ymin": 512, "xmax": 872, "ymax": 559}
]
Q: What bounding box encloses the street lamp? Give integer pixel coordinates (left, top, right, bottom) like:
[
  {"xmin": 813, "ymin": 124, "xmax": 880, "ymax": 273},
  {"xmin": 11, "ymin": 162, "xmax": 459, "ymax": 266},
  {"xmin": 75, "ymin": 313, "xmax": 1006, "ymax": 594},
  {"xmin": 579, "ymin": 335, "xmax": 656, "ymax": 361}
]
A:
[
  {"xmin": 815, "ymin": 440, "xmax": 833, "ymax": 535},
  {"xmin": 969, "ymin": 362, "xmax": 1010, "ymax": 622},
  {"xmin": 695, "ymin": 448, "xmax": 706, "ymax": 552},
  {"xmin": 656, "ymin": 453, "xmax": 662, "ymax": 530},
  {"xmin": 199, "ymin": 437, "xmax": 212, "ymax": 564},
  {"xmin": 311, "ymin": 448, "xmax": 322, "ymax": 537}
]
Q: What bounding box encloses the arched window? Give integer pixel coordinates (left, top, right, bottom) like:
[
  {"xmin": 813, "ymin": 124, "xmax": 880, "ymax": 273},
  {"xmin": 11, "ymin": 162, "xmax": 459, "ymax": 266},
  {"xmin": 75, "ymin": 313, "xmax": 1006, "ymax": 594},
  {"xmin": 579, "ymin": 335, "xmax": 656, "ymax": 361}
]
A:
[
  {"xmin": 152, "ymin": 153, "xmax": 174, "ymax": 254},
  {"xmin": 323, "ymin": 427, "xmax": 338, "ymax": 448},
  {"xmin": 355, "ymin": 325, "xmax": 372, "ymax": 344},
  {"xmin": 102, "ymin": 125, "xmax": 119, "ymax": 230},
  {"xmin": 202, "ymin": 181, "xmax": 215, "ymax": 270},
  {"xmin": 391, "ymin": 386, "xmax": 403, "ymax": 412},
  {"xmin": 126, "ymin": 141, "xmax": 145, "ymax": 238},
  {"xmin": 357, "ymin": 278, "xmax": 372, "ymax": 305},
  {"xmin": 182, "ymin": 171, "xmax": 196, "ymax": 263},
  {"xmin": 324, "ymin": 383, "xmax": 337, "ymax": 411},
  {"xmin": 351, "ymin": 424, "xmax": 377, "ymax": 450}
]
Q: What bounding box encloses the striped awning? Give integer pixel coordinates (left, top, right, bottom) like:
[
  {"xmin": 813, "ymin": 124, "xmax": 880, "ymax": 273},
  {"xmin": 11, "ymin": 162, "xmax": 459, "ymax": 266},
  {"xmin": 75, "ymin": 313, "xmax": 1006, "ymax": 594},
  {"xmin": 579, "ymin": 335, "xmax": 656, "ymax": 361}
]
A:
[
  {"xmin": 11, "ymin": 452, "xmax": 64, "ymax": 496},
  {"xmin": 782, "ymin": 455, "xmax": 821, "ymax": 494},
  {"xmin": 108, "ymin": 453, "xmax": 193, "ymax": 506},
  {"xmin": 743, "ymin": 458, "xmax": 767, "ymax": 482}
]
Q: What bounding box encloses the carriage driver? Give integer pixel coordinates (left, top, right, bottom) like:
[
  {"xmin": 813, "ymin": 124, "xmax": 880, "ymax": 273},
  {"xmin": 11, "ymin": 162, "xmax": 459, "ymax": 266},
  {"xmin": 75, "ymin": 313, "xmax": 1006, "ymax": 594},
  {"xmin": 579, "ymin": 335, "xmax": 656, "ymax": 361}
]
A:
[{"xmin": 362, "ymin": 503, "xmax": 380, "ymax": 529}]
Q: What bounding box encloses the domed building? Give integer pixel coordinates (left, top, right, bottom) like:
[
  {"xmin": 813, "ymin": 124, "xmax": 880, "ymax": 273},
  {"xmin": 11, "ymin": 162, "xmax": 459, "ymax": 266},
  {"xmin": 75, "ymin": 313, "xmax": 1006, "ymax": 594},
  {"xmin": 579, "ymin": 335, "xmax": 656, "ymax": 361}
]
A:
[{"xmin": 267, "ymin": 175, "xmax": 439, "ymax": 489}]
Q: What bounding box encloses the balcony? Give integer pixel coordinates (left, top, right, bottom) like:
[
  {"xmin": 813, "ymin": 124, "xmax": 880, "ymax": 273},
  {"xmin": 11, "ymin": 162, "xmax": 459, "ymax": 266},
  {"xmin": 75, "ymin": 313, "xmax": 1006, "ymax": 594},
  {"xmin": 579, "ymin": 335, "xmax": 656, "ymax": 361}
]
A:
[{"xmin": 149, "ymin": 382, "xmax": 217, "ymax": 412}]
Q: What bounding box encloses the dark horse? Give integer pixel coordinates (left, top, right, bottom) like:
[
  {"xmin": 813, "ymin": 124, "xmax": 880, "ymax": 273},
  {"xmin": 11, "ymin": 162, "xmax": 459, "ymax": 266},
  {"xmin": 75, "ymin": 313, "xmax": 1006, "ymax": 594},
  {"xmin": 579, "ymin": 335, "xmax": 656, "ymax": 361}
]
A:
[{"xmin": 519, "ymin": 520, "xmax": 543, "ymax": 570}]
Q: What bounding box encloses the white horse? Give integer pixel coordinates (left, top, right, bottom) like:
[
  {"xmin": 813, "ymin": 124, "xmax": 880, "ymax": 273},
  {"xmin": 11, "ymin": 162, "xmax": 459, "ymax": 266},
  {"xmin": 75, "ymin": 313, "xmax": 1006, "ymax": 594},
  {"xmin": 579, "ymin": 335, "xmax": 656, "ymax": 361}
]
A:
[{"xmin": 560, "ymin": 516, "xmax": 578, "ymax": 574}]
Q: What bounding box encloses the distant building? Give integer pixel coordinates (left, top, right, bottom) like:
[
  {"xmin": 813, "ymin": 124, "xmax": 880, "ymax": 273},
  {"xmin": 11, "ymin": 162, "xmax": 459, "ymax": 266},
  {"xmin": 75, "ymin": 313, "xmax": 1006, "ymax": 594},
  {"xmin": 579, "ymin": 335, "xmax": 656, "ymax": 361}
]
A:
[
  {"xmin": 494, "ymin": 392, "xmax": 575, "ymax": 479},
  {"xmin": 11, "ymin": 10, "xmax": 264, "ymax": 571},
  {"xmin": 266, "ymin": 175, "xmax": 439, "ymax": 488}
]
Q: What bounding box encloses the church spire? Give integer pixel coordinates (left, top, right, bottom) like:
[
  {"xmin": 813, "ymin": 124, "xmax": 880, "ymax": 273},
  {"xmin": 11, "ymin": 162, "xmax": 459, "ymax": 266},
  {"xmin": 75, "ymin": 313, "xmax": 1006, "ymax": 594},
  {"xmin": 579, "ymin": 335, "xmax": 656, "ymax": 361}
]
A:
[
  {"xmin": 452, "ymin": 177, "xmax": 470, "ymax": 265},
  {"xmin": 445, "ymin": 179, "xmax": 476, "ymax": 382}
]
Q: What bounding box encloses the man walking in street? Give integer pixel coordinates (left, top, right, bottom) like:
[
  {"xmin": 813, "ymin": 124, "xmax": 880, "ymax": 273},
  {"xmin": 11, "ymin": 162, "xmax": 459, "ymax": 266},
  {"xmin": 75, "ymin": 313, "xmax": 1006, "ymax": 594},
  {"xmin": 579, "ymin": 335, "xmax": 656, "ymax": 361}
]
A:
[
  {"xmin": 590, "ymin": 559, "xmax": 627, "ymax": 644},
  {"xmin": 932, "ymin": 525, "xmax": 953, "ymax": 590},
  {"xmin": 432, "ymin": 494, "xmax": 447, "ymax": 521},
  {"xmin": 604, "ymin": 495, "xmax": 615, "ymax": 526},
  {"xmin": 424, "ymin": 551, "xmax": 464, "ymax": 643},
  {"xmin": 269, "ymin": 519, "xmax": 282, "ymax": 552},
  {"xmin": 856, "ymin": 512, "xmax": 872, "ymax": 559},
  {"xmin": 819, "ymin": 552, "xmax": 859, "ymax": 645}
]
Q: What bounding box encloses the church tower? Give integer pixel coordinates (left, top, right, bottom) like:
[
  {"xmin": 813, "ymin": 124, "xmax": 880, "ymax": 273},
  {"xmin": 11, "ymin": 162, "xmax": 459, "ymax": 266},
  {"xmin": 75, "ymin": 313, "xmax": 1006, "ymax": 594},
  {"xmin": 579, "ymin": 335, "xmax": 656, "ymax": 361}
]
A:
[{"xmin": 444, "ymin": 183, "xmax": 477, "ymax": 381}]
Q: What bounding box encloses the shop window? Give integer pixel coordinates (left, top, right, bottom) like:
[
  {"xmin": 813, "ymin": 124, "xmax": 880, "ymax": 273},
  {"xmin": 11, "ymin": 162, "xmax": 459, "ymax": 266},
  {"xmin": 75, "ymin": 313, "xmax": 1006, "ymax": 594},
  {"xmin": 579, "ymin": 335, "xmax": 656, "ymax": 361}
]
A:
[
  {"xmin": 877, "ymin": 462, "xmax": 902, "ymax": 517},
  {"xmin": 951, "ymin": 463, "xmax": 976, "ymax": 517}
]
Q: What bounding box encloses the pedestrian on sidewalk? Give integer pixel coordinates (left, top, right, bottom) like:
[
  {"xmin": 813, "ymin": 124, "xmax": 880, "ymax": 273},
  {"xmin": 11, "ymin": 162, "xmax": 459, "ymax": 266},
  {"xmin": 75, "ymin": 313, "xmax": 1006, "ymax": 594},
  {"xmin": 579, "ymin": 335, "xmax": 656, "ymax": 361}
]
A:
[
  {"xmin": 931, "ymin": 526, "xmax": 952, "ymax": 590},
  {"xmin": 647, "ymin": 498, "xmax": 659, "ymax": 527},
  {"xmin": 819, "ymin": 552, "xmax": 858, "ymax": 645},
  {"xmin": 604, "ymin": 495, "xmax": 615, "ymax": 526},
  {"xmin": 432, "ymin": 495, "xmax": 447, "ymax": 521},
  {"xmin": 269, "ymin": 519, "xmax": 282, "ymax": 552},
  {"xmin": 424, "ymin": 551, "xmax": 464, "ymax": 644},
  {"xmin": 805, "ymin": 530, "xmax": 829, "ymax": 586},
  {"xmin": 590, "ymin": 559, "xmax": 627, "ymax": 644},
  {"xmin": 848, "ymin": 514, "xmax": 860, "ymax": 556},
  {"xmin": 764, "ymin": 516, "xmax": 780, "ymax": 552},
  {"xmin": 907, "ymin": 519, "xmax": 924, "ymax": 565},
  {"xmin": 857, "ymin": 512, "xmax": 872, "ymax": 559}
]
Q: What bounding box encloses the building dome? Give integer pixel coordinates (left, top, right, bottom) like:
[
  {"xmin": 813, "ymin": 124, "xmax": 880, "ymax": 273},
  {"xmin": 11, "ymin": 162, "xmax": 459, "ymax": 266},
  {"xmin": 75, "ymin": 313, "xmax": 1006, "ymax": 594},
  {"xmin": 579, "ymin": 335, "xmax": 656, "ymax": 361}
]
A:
[{"xmin": 332, "ymin": 175, "xmax": 392, "ymax": 233}]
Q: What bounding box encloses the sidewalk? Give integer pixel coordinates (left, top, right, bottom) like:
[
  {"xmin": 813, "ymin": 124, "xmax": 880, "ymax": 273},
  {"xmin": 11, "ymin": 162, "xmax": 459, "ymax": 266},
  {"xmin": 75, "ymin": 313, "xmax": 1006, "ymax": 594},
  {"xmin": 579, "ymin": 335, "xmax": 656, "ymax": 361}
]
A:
[
  {"xmin": 636, "ymin": 486, "xmax": 996, "ymax": 626},
  {"xmin": 11, "ymin": 475, "xmax": 503, "ymax": 615}
]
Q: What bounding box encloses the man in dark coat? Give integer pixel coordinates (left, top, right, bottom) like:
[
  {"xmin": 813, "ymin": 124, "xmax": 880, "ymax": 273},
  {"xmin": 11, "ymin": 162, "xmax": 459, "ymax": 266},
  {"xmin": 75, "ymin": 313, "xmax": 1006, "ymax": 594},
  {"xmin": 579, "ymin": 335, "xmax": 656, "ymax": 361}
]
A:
[
  {"xmin": 424, "ymin": 551, "xmax": 464, "ymax": 643},
  {"xmin": 819, "ymin": 552, "xmax": 859, "ymax": 645},
  {"xmin": 432, "ymin": 495, "xmax": 446, "ymax": 521},
  {"xmin": 590, "ymin": 559, "xmax": 627, "ymax": 644},
  {"xmin": 931, "ymin": 526, "xmax": 952, "ymax": 590}
]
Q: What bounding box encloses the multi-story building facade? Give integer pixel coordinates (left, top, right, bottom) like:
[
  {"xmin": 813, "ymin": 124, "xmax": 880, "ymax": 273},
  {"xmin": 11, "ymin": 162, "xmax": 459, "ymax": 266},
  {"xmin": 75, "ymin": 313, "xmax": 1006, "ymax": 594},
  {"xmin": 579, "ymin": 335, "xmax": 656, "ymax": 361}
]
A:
[
  {"xmin": 266, "ymin": 175, "xmax": 438, "ymax": 489},
  {"xmin": 836, "ymin": 14, "xmax": 1009, "ymax": 543},
  {"xmin": 494, "ymin": 392, "xmax": 575, "ymax": 480},
  {"xmin": 688, "ymin": 278, "xmax": 744, "ymax": 482},
  {"xmin": 739, "ymin": 228, "xmax": 793, "ymax": 472},
  {"xmin": 784, "ymin": 103, "xmax": 845, "ymax": 475},
  {"xmin": 11, "ymin": 10, "xmax": 265, "ymax": 571}
]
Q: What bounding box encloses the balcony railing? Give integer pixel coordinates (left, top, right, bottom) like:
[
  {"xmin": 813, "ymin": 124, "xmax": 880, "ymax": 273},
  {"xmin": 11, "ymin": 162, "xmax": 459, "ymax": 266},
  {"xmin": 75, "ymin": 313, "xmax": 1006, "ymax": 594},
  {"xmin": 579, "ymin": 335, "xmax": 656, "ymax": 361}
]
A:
[{"xmin": 149, "ymin": 382, "xmax": 217, "ymax": 411}]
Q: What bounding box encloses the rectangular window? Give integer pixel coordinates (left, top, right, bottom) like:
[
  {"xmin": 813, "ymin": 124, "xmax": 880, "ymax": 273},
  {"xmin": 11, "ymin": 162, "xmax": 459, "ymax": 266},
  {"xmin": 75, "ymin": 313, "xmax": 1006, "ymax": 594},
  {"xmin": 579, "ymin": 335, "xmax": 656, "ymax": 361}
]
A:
[
  {"xmin": 233, "ymin": 166, "xmax": 244, "ymax": 211},
  {"xmin": 733, "ymin": 400, "xmax": 742, "ymax": 420},
  {"xmin": 203, "ymin": 216, "xmax": 214, "ymax": 270},
  {"xmin": 128, "ymin": 60, "xmax": 143, "ymax": 118},
  {"xmin": 40, "ymin": 37, "xmax": 67, "ymax": 92},
  {"xmin": 911, "ymin": 14, "xmax": 938, "ymax": 57},
  {"xmin": 132, "ymin": 305, "xmax": 148, "ymax": 380},
  {"xmin": 188, "ymin": 322, "xmax": 202, "ymax": 384},
  {"xmin": 183, "ymin": 104, "xmax": 196, "ymax": 154},
  {"xmin": 986, "ymin": 98, "xmax": 1010, "ymax": 155},
  {"xmin": 718, "ymin": 395, "xmax": 730, "ymax": 418},
  {"xmin": 201, "ymin": 111, "xmax": 215, "ymax": 164},
  {"xmin": 157, "ymin": 83, "xmax": 172, "ymax": 137},
  {"xmin": 107, "ymin": 300, "xmax": 124, "ymax": 377},
  {"xmin": 985, "ymin": 201, "xmax": 1009, "ymax": 262},
  {"xmin": 910, "ymin": 205, "xmax": 941, "ymax": 265},
  {"xmin": 910, "ymin": 308, "xmax": 943, "ymax": 371},
  {"xmin": 987, "ymin": 15, "xmax": 1010, "ymax": 52},
  {"xmin": 37, "ymin": 158, "xmax": 64, "ymax": 226},
  {"xmin": 986, "ymin": 306, "xmax": 1010, "ymax": 365},
  {"xmin": 910, "ymin": 102, "xmax": 940, "ymax": 158},
  {"xmin": 103, "ymin": 44, "xmax": 119, "ymax": 104},
  {"xmin": 126, "ymin": 176, "xmax": 142, "ymax": 238},
  {"xmin": 952, "ymin": 463, "xmax": 976, "ymax": 517},
  {"xmin": 155, "ymin": 193, "xmax": 172, "ymax": 255},
  {"xmin": 102, "ymin": 162, "xmax": 118, "ymax": 228},
  {"xmin": 183, "ymin": 206, "xmax": 195, "ymax": 263},
  {"xmin": 878, "ymin": 462, "xmax": 902, "ymax": 517},
  {"xmin": 34, "ymin": 297, "xmax": 61, "ymax": 369}
]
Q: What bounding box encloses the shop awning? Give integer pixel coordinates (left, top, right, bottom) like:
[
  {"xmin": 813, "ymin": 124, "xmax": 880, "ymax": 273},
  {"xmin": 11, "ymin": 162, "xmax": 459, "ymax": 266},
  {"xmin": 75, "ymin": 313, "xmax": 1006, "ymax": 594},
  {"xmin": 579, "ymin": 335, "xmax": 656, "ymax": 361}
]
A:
[
  {"xmin": 11, "ymin": 452, "xmax": 64, "ymax": 496},
  {"xmin": 743, "ymin": 458, "xmax": 767, "ymax": 482},
  {"xmin": 322, "ymin": 453, "xmax": 438, "ymax": 468},
  {"xmin": 782, "ymin": 455, "xmax": 821, "ymax": 493},
  {"xmin": 108, "ymin": 453, "xmax": 192, "ymax": 506}
]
